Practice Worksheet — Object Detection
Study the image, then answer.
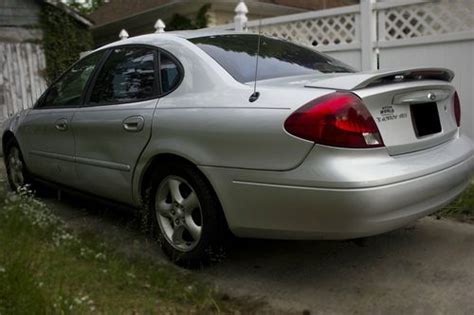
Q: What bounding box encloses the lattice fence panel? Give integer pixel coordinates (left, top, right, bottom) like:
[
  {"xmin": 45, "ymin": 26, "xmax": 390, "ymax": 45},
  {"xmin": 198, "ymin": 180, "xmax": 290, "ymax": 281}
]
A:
[
  {"xmin": 380, "ymin": 0, "xmax": 474, "ymax": 41},
  {"xmin": 248, "ymin": 13, "xmax": 358, "ymax": 47}
]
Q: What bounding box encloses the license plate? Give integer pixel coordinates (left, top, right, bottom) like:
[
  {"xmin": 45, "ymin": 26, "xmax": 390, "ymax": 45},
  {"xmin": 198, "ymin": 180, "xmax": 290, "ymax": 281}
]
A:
[{"xmin": 410, "ymin": 102, "xmax": 442, "ymax": 137}]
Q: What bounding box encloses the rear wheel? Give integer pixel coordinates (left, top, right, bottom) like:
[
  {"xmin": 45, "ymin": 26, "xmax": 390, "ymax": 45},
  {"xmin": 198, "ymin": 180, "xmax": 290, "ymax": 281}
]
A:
[{"xmin": 147, "ymin": 163, "xmax": 227, "ymax": 267}]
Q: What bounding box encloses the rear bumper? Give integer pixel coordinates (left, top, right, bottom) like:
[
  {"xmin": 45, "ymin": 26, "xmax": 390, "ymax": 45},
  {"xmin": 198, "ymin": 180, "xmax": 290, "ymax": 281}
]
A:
[{"xmin": 200, "ymin": 135, "xmax": 474, "ymax": 239}]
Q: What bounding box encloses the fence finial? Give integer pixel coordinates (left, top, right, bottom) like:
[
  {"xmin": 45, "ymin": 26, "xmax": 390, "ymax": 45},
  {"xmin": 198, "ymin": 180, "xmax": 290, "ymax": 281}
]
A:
[
  {"xmin": 119, "ymin": 29, "xmax": 129, "ymax": 40},
  {"xmin": 154, "ymin": 19, "xmax": 166, "ymax": 33},
  {"xmin": 234, "ymin": 1, "xmax": 248, "ymax": 32}
]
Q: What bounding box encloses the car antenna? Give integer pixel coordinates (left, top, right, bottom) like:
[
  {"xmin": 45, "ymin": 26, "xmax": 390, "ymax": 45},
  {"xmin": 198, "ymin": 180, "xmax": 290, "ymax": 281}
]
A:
[{"xmin": 249, "ymin": 19, "xmax": 262, "ymax": 102}]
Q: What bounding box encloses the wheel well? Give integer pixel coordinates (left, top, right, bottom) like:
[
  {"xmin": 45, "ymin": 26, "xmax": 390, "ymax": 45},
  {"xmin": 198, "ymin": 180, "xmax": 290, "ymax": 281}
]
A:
[
  {"xmin": 2, "ymin": 131, "xmax": 15, "ymax": 156},
  {"xmin": 140, "ymin": 153, "xmax": 231, "ymax": 232},
  {"xmin": 141, "ymin": 153, "xmax": 210, "ymax": 200}
]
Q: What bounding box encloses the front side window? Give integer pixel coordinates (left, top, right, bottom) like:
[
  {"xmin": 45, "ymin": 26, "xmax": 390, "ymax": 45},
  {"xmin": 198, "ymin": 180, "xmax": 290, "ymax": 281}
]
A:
[
  {"xmin": 41, "ymin": 52, "xmax": 103, "ymax": 108},
  {"xmin": 89, "ymin": 47, "xmax": 156, "ymax": 105},
  {"xmin": 189, "ymin": 35, "xmax": 355, "ymax": 83}
]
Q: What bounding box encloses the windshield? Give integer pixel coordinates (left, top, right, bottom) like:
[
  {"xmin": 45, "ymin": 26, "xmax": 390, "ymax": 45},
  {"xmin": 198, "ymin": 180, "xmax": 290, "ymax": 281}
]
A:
[{"xmin": 189, "ymin": 34, "xmax": 355, "ymax": 83}]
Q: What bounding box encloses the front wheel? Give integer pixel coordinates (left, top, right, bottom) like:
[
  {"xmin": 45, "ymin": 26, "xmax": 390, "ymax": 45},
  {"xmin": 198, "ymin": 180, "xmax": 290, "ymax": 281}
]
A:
[
  {"xmin": 147, "ymin": 164, "xmax": 228, "ymax": 267},
  {"xmin": 5, "ymin": 143, "xmax": 31, "ymax": 192}
]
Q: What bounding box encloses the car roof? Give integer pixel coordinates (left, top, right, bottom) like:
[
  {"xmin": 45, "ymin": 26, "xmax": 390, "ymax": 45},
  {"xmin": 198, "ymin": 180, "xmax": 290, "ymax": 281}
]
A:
[
  {"xmin": 93, "ymin": 30, "xmax": 267, "ymax": 58},
  {"xmin": 97, "ymin": 29, "xmax": 258, "ymax": 51},
  {"xmin": 164, "ymin": 29, "xmax": 253, "ymax": 39}
]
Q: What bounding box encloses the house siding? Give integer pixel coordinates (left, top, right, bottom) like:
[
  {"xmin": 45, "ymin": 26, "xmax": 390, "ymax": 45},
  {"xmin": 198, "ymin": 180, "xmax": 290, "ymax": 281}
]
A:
[
  {"xmin": 0, "ymin": 0, "xmax": 41, "ymax": 27},
  {"xmin": 0, "ymin": 0, "xmax": 46, "ymax": 143}
]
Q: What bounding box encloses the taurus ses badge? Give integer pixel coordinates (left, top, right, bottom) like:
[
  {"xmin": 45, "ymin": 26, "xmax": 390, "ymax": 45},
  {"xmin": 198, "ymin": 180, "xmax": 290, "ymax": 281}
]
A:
[{"xmin": 427, "ymin": 92, "xmax": 437, "ymax": 101}]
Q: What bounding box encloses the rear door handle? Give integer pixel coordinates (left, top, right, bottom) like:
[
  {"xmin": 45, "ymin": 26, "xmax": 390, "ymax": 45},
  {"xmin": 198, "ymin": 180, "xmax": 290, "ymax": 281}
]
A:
[
  {"xmin": 55, "ymin": 118, "xmax": 68, "ymax": 131},
  {"xmin": 123, "ymin": 115, "xmax": 145, "ymax": 132}
]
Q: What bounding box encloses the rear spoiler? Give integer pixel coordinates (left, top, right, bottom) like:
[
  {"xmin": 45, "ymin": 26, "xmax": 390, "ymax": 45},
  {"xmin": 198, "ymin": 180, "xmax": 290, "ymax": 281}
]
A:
[{"xmin": 305, "ymin": 68, "xmax": 454, "ymax": 91}]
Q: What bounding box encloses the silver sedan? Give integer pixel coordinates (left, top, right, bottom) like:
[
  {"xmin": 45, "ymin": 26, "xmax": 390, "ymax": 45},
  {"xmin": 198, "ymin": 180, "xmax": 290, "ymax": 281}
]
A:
[{"xmin": 3, "ymin": 31, "xmax": 474, "ymax": 266}]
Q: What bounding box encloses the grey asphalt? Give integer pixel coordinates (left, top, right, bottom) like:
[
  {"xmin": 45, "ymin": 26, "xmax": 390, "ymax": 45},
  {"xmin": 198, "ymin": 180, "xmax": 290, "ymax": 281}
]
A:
[
  {"xmin": 208, "ymin": 218, "xmax": 474, "ymax": 314},
  {"xmin": 42, "ymin": 192, "xmax": 474, "ymax": 315}
]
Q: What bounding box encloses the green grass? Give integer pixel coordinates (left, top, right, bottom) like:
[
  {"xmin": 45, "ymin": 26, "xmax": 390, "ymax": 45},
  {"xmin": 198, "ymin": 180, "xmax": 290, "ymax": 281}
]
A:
[
  {"xmin": 436, "ymin": 182, "xmax": 474, "ymax": 222},
  {"xmin": 0, "ymin": 184, "xmax": 258, "ymax": 314}
]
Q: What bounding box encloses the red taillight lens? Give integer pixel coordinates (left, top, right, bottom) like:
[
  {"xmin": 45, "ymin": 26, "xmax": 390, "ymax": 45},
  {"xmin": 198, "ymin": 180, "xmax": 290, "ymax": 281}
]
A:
[
  {"xmin": 284, "ymin": 92, "xmax": 384, "ymax": 148},
  {"xmin": 453, "ymin": 91, "xmax": 461, "ymax": 127}
]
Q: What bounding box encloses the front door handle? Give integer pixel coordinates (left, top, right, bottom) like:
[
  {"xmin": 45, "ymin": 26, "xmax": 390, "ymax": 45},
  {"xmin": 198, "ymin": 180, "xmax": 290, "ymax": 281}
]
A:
[
  {"xmin": 122, "ymin": 115, "xmax": 145, "ymax": 132},
  {"xmin": 55, "ymin": 118, "xmax": 68, "ymax": 131}
]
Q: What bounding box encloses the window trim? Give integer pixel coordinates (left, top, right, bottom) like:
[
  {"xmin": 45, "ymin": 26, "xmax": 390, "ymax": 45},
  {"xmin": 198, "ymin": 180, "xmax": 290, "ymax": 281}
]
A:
[
  {"xmin": 34, "ymin": 50, "xmax": 107, "ymax": 110},
  {"xmin": 81, "ymin": 44, "xmax": 184, "ymax": 108}
]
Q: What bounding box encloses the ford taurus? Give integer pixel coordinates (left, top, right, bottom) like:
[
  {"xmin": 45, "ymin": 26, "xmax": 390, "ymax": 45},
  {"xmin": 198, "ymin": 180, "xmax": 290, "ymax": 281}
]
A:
[{"xmin": 3, "ymin": 31, "xmax": 474, "ymax": 265}]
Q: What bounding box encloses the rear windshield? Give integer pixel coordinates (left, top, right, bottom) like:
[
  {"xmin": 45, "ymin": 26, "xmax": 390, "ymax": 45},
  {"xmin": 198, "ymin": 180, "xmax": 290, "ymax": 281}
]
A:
[{"xmin": 189, "ymin": 34, "xmax": 355, "ymax": 83}]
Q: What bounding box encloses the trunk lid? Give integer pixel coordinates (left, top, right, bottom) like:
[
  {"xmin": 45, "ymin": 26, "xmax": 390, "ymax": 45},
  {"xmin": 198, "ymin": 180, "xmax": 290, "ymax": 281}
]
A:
[{"xmin": 304, "ymin": 68, "xmax": 458, "ymax": 155}]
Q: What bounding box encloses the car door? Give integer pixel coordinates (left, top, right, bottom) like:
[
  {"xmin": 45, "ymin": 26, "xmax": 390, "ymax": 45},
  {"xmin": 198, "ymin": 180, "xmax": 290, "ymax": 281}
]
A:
[
  {"xmin": 16, "ymin": 51, "xmax": 105, "ymax": 186},
  {"xmin": 71, "ymin": 46, "xmax": 164, "ymax": 204}
]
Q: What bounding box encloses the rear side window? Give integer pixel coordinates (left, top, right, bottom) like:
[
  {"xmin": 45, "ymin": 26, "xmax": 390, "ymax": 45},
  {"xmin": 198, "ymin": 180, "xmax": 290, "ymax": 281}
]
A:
[
  {"xmin": 190, "ymin": 34, "xmax": 355, "ymax": 83},
  {"xmin": 40, "ymin": 51, "xmax": 103, "ymax": 108},
  {"xmin": 160, "ymin": 53, "xmax": 180, "ymax": 94},
  {"xmin": 89, "ymin": 47, "xmax": 157, "ymax": 105}
]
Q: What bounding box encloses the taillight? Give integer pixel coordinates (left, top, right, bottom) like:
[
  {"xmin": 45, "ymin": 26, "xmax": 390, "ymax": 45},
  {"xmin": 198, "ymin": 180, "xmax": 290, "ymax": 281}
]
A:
[
  {"xmin": 284, "ymin": 92, "xmax": 384, "ymax": 148},
  {"xmin": 453, "ymin": 91, "xmax": 461, "ymax": 127}
]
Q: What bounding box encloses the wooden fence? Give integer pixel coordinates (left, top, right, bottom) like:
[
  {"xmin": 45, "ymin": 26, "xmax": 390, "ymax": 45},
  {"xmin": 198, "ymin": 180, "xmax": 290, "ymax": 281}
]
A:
[{"xmin": 0, "ymin": 42, "xmax": 47, "ymax": 125}]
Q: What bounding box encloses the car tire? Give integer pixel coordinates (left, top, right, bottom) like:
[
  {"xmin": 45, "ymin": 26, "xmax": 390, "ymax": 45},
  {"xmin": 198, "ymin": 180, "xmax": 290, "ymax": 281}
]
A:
[
  {"xmin": 4, "ymin": 139, "xmax": 34, "ymax": 192},
  {"xmin": 146, "ymin": 163, "xmax": 228, "ymax": 267}
]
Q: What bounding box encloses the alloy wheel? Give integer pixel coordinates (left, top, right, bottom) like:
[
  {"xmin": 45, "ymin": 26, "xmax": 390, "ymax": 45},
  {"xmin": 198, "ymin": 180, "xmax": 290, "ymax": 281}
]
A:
[
  {"xmin": 7, "ymin": 147, "xmax": 25, "ymax": 190},
  {"xmin": 155, "ymin": 175, "xmax": 203, "ymax": 252}
]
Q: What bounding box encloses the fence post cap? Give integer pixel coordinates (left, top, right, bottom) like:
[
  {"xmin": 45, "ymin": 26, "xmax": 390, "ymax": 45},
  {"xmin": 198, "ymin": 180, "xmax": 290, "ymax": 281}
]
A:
[
  {"xmin": 119, "ymin": 29, "xmax": 129, "ymax": 40},
  {"xmin": 235, "ymin": 1, "xmax": 248, "ymax": 14},
  {"xmin": 154, "ymin": 19, "xmax": 166, "ymax": 33}
]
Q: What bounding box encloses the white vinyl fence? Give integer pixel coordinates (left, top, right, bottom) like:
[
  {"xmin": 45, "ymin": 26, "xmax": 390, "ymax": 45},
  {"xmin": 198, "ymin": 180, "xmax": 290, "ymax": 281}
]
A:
[
  {"xmin": 1, "ymin": 0, "xmax": 473, "ymax": 139},
  {"xmin": 376, "ymin": 0, "xmax": 474, "ymax": 137},
  {"xmin": 223, "ymin": 0, "xmax": 474, "ymax": 138}
]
